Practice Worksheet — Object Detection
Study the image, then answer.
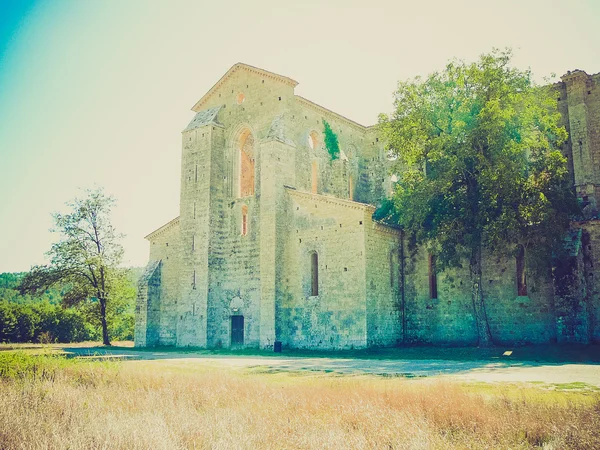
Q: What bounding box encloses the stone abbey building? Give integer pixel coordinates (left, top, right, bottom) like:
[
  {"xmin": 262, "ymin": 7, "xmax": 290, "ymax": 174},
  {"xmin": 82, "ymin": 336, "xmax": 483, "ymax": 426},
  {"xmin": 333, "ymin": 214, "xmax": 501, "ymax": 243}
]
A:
[{"xmin": 135, "ymin": 64, "xmax": 600, "ymax": 349}]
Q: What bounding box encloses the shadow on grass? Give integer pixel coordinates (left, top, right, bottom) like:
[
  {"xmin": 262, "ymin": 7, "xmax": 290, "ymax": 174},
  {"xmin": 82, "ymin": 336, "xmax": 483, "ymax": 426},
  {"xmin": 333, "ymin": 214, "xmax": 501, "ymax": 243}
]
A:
[{"xmin": 97, "ymin": 343, "xmax": 600, "ymax": 363}]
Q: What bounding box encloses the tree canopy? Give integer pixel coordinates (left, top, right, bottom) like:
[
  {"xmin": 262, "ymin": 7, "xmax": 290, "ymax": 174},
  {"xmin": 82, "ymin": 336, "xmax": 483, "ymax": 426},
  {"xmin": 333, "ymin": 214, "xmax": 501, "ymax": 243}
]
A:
[
  {"xmin": 378, "ymin": 49, "xmax": 577, "ymax": 345},
  {"xmin": 19, "ymin": 188, "xmax": 133, "ymax": 345}
]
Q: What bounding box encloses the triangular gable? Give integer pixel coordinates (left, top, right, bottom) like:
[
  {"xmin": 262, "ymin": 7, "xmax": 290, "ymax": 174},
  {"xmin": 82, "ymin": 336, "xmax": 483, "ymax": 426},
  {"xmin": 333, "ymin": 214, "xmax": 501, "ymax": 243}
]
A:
[{"xmin": 191, "ymin": 63, "xmax": 298, "ymax": 112}]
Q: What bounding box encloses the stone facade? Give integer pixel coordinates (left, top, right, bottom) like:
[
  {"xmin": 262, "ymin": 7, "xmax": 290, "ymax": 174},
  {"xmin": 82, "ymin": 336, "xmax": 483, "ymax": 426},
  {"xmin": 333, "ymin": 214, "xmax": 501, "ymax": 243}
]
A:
[{"xmin": 135, "ymin": 64, "xmax": 600, "ymax": 348}]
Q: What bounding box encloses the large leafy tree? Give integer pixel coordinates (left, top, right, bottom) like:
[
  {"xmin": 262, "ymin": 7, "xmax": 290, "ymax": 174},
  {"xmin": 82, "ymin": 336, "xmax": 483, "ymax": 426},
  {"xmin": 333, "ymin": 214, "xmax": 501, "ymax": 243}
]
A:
[
  {"xmin": 20, "ymin": 188, "xmax": 129, "ymax": 345},
  {"xmin": 378, "ymin": 49, "xmax": 577, "ymax": 346}
]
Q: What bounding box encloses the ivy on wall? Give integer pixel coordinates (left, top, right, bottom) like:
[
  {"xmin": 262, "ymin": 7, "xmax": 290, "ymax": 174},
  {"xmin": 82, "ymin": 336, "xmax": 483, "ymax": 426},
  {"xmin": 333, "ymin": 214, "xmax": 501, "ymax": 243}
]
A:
[{"xmin": 323, "ymin": 120, "xmax": 340, "ymax": 160}]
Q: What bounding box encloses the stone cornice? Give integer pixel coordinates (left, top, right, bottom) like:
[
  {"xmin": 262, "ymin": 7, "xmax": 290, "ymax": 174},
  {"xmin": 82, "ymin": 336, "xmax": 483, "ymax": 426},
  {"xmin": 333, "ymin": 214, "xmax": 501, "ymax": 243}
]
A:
[
  {"xmin": 295, "ymin": 95, "xmax": 370, "ymax": 132},
  {"xmin": 285, "ymin": 186, "xmax": 376, "ymax": 212},
  {"xmin": 192, "ymin": 63, "xmax": 298, "ymax": 112},
  {"xmin": 145, "ymin": 216, "xmax": 180, "ymax": 240},
  {"xmin": 372, "ymin": 222, "xmax": 402, "ymax": 236}
]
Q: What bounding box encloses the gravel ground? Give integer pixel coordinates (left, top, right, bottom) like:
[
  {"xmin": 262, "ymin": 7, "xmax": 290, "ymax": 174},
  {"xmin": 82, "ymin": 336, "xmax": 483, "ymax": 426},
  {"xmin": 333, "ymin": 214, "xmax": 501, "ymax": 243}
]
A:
[{"xmin": 63, "ymin": 346, "xmax": 600, "ymax": 387}]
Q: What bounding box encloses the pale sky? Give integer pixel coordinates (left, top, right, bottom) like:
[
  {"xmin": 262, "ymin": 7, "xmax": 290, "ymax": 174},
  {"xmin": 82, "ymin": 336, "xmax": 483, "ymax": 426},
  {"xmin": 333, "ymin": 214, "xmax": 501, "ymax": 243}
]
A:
[{"xmin": 0, "ymin": 0, "xmax": 598, "ymax": 272}]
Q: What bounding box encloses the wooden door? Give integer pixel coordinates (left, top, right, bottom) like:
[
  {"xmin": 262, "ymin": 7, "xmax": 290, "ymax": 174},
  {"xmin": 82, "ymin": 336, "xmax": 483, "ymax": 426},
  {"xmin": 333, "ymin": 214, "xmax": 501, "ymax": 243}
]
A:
[{"xmin": 231, "ymin": 315, "xmax": 244, "ymax": 345}]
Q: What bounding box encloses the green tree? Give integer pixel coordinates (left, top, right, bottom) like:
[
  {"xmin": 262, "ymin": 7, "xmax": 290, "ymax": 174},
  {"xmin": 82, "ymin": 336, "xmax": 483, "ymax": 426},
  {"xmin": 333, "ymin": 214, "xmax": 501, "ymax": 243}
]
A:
[
  {"xmin": 19, "ymin": 188, "xmax": 128, "ymax": 345},
  {"xmin": 378, "ymin": 49, "xmax": 577, "ymax": 346}
]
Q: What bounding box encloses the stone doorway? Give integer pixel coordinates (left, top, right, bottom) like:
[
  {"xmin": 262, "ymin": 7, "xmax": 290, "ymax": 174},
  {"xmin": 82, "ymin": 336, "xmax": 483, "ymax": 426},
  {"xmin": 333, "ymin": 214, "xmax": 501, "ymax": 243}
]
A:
[{"xmin": 231, "ymin": 315, "xmax": 244, "ymax": 346}]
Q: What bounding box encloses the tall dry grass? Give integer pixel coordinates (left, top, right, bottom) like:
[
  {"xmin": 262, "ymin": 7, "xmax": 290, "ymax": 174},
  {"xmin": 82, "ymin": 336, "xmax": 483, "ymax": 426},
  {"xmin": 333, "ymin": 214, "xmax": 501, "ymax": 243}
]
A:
[{"xmin": 0, "ymin": 353, "xmax": 598, "ymax": 449}]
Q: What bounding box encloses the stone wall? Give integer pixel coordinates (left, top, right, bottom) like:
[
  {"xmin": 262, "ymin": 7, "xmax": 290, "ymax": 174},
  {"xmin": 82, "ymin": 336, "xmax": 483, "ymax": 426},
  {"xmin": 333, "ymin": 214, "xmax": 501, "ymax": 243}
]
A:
[
  {"xmin": 482, "ymin": 253, "xmax": 556, "ymax": 344},
  {"xmin": 404, "ymin": 247, "xmax": 477, "ymax": 345},
  {"xmin": 364, "ymin": 217, "xmax": 402, "ymax": 347},
  {"xmin": 572, "ymin": 221, "xmax": 600, "ymax": 342},
  {"xmin": 136, "ymin": 217, "xmax": 181, "ymax": 347},
  {"xmin": 278, "ymin": 189, "xmax": 369, "ymax": 349},
  {"xmin": 403, "ymin": 245, "xmax": 559, "ymax": 345},
  {"xmin": 559, "ymin": 71, "xmax": 600, "ymax": 211}
]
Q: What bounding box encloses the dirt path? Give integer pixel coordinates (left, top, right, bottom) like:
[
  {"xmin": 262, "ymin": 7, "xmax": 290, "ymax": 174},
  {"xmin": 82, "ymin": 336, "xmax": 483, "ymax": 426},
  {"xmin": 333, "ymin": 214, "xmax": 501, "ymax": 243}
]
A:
[{"xmin": 63, "ymin": 347, "xmax": 600, "ymax": 387}]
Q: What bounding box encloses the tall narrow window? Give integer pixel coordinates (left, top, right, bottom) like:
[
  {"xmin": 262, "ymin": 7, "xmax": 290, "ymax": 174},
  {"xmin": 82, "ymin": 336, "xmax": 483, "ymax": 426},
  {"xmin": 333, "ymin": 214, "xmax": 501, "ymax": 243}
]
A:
[
  {"xmin": 239, "ymin": 130, "xmax": 255, "ymax": 197},
  {"xmin": 192, "ymin": 234, "xmax": 195, "ymax": 251},
  {"xmin": 195, "ymin": 164, "xmax": 198, "ymax": 183},
  {"xmin": 311, "ymin": 161, "xmax": 318, "ymax": 194},
  {"xmin": 390, "ymin": 251, "xmax": 395, "ymax": 288},
  {"xmin": 311, "ymin": 252, "xmax": 319, "ymax": 296},
  {"xmin": 516, "ymin": 245, "xmax": 527, "ymax": 296},
  {"xmin": 241, "ymin": 205, "xmax": 248, "ymax": 236},
  {"xmin": 192, "ymin": 269, "xmax": 196, "ymax": 289},
  {"xmin": 428, "ymin": 254, "xmax": 437, "ymax": 299},
  {"xmin": 348, "ymin": 175, "xmax": 354, "ymax": 200},
  {"xmin": 193, "ymin": 201, "xmax": 196, "ymax": 219}
]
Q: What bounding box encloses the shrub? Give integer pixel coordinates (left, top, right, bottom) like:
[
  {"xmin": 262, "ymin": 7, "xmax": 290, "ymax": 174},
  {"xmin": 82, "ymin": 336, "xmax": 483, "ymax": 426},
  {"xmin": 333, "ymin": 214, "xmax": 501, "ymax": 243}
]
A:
[{"xmin": 0, "ymin": 300, "xmax": 94, "ymax": 343}]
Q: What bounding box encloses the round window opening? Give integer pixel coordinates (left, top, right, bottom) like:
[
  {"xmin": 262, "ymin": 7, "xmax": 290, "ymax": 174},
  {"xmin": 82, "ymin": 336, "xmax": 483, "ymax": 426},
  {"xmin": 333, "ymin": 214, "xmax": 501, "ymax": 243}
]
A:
[
  {"xmin": 236, "ymin": 92, "xmax": 245, "ymax": 105},
  {"xmin": 308, "ymin": 131, "xmax": 319, "ymax": 150}
]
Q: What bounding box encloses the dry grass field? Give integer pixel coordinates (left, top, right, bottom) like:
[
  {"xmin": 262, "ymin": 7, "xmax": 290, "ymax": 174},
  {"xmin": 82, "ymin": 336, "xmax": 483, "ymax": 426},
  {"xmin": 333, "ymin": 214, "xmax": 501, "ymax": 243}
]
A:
[{"xmin": 0, "ymin": 352, "xmax": 599, "ymax": 449}]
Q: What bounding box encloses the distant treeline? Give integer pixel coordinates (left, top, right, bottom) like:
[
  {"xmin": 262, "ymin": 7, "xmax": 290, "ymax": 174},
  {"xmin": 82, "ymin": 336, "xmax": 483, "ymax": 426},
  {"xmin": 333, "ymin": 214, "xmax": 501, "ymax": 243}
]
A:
[{"xmin": 0, "ymin": 271, "xmax": 139, "ymax": 344}]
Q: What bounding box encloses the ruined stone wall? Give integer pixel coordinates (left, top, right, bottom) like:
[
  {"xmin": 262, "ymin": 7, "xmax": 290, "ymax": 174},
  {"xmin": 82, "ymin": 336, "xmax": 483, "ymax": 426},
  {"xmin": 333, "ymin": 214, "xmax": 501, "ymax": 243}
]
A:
[
  {"xmin": 288, "ymin": 99, "xmax": 389, "ymax": 205},
  {"xmin": 278, "ymin": 190, "xmax": 369, "ymax": 349},
  {"xmin": 136, "ymin": 219, "xmax": 181, "ymax": 347},
  {"xmin": 404, "ymin": 248, "xmax": 477, "ymax": 345},
  {"xmin": 555, "ymin": 71, "xmax": 600, "ymax": 343},
  {"xmin": 364, "ymin": 217, "xmax": 402, "ymax": 347},
  {"xmin": 559, "ymin": 71, "xmax": 600, "ymax": 210},
  {"xmin": 482, "ymin": 253, "xmax": 556, "ymax": 344},
  {"xmin": 572, "ymin": 221, "xmax": 600, "ymax": 342},
  {"xmin": 404, "ymin": 246, "xmax": 559, "ymax": 345}
]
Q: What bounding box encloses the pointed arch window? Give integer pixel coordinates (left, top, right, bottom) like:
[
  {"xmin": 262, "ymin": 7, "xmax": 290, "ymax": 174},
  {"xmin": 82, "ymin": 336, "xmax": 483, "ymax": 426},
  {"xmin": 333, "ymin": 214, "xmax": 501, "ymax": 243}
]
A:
[{"xmin": 239, "ymin": 130, "xmax": 255, "ymax": 197}]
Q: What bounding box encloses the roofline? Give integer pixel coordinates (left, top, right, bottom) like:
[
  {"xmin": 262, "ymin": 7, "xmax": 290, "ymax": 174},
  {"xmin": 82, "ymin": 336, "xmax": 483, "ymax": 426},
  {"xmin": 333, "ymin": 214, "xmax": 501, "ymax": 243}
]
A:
[
  {"xmin": 144, "ymin": 216, "xmax": 180, "ymax": 240},
  {"xmin": 295, "ymin": 95, "xmax": 371, "ymax": 132},
  {"xmin": 285, "ymin": 186, "xmax": 376, "ymax": 211},
  {"xmin": 191, "ymin": 63, "xmax": 299, "ymax": 112}
]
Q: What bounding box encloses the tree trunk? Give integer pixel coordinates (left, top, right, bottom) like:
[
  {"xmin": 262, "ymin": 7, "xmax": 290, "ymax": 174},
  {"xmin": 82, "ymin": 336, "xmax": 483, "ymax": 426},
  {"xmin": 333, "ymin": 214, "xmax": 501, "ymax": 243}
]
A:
[
  {"xmin": 100, "ymin": 298, "xmax": 111, "ymax": 346},
  {"xmin": 470, "ymin": 246, "xmax": 493, "ymax": 347}
]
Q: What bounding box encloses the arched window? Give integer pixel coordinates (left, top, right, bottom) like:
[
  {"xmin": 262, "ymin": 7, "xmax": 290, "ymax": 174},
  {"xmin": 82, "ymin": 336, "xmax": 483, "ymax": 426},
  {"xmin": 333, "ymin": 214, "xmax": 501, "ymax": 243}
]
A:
[
  {"xmin": 241, "ymin": 205, "xmax": 248, "ymax": 236},
  {"xmin": 311, "ymin": 160, "xmax": 318, "ymax": 194},
  {"xmin": 389, "ymin": 251, "xmax": 396, "ymax": 288},
  {"xmin": 311, "ymin": 251, "xmax": 319, "ymax": 296},
  {"xmin": 239, "ymin": 130, "xmax": 255, "ymax": 197},
  {"xmin": 516, "ymin": 245, "xmax": 527, "ymax": 296},
  {"xmin": 428, "ymin": 254, "xmax": 437, "ymax": 299},
  {"xmin": 308, "ymin": 131, "xmax": 319, "ymax": 150}
]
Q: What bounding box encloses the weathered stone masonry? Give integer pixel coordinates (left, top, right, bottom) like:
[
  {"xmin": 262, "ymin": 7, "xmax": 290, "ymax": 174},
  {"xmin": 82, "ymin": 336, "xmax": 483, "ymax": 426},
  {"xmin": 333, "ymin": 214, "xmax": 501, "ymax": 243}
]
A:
[{"xmin": 135, "ymin": 64, "xmax": 600, "ymax": 348}]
